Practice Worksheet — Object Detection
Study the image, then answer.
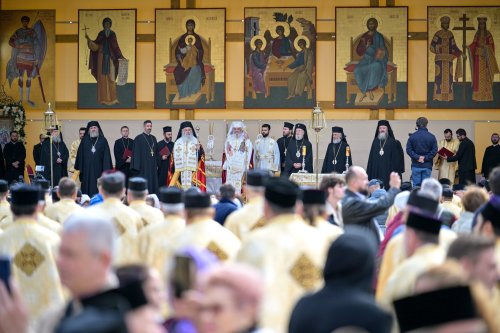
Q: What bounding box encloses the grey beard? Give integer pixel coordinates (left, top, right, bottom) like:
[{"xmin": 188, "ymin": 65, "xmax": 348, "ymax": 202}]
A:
[
  {"xmin": 295, "ymin": 134, "xmax": 304, "ymax": 140},
  {"xmin": 378, "ymin": 132, "xmax": 387, "ymax": 140},
  {"xmin": 52, "ymin": 136, "xmax": 61, "ymax": 143},
  {"xmin": 90, "ymin": 131, "xmax": 99, "ymax": 138},
  {"xmin": 332, "ymin": 138, "xmax": 341, "ymax": 144}
]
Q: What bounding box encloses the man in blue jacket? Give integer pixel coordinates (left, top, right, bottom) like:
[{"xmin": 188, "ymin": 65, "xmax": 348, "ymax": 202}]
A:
[{"xmin": 406, "ymin": 117, "xmax": 438, "ymax": 187}]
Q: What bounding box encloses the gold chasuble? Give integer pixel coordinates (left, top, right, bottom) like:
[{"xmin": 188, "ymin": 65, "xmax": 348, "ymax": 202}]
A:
[
  {"xmin": 152, "ymin": 217, "xmax": 241, "ymax": 280},
  {"xmin": 237, "ymin": 214, "xmax": 329, "ymax": 333},
  {"xmin": 89, "ymin": 198, "xmax": 141, "ymax": 265},
  {"xmin": 0, "ymin": 218, "xmax": 63, "ymax": 323},
  {"xmin": 138, "ymin": 214, "xmax": 185, "ymax": 266},
  {"xmin": 44, "ymin": 198, "xmax": 83, "ymax": 224},
  {"xmin": 376, "ymin": 229, "xmax": 456, "ymax": 300},
  {"xmin": 0, "ymin": 200, "xmax": 13, "ymax": 229},
  {"xmin": 128, "ymin": 200, "xmax": 163, "ymax": 228},
  {"xmin": 434, "ymin": 139, "xmax": 459, "ymax": 184},
  {"xmin": 225, "ymin": 196, "xmax": 265, "ymax": 240}
]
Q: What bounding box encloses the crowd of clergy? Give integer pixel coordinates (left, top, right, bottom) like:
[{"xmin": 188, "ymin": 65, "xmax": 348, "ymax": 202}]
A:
[{"xmin": 0, "ymin": 117, "xmax": 498, "ymax": 333}]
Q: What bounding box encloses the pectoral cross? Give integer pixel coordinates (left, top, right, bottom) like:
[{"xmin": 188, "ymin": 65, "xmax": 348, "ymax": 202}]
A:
[
  {"xmin": 453, "ymin": 13, "xmax": 475, "ymax": 102},
  {"xmin": 82, "ymin": 25, "xmax": 90, "ymax": 65}
]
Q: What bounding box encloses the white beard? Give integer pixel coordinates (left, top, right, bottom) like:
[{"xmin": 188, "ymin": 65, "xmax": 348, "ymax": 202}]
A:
[
  {"xmin": 295, "ymin": 134, "xmax": 304, "ymax": 140},
  {"xmin": 52, "ymin": 136, "xmax": 61, "ymax": 143},
  {"xmin": 90, "ymin": 131, "xmax": 99, "ymax": 138},
  {"xmin": 181, "ymin": 134, "xmax": 197, "ymax": 144},
  {"xmin": 378, "ymin": 132, "xmax": 387, "ymax": 141},
  {"xmin": 332, "ymin": 138, "xmax": 341, "ymax": 144}
]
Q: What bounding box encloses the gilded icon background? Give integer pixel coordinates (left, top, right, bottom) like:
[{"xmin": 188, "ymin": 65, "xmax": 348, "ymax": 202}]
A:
[
  {"xmin": 244, "ymin": 7, "xmax": 317, "ymax": 109},
  {"xmin": 0, "ymin": 10, "xmax": 55, "ymax": 110},
  {"xmin": 427, "ymin": 6, "xmax": 500, "ymax": 109},
  {"xmin": 155, "ymin": 8, "xmax": 226, "ymax": 109},
  {"xmin": 78, "ymin": 9, "xmax": 136, "ymax": 109},
  {"xmin": 335, "ymin": 7, "xmax": 408, "ymax": 109}
]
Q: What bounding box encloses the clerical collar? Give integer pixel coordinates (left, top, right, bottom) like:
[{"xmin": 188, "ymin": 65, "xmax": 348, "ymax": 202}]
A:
[
  {"xmin": 143, "ymin": 132, "xmax": 150, "ymax": 136},
  {"xmin": 122, "ymin": 137, "xmax": 128, "ymax": 140}
]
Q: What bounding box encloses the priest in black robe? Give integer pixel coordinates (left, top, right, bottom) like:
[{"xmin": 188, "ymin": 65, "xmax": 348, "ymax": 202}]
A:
[
  {"xmin": 367, "ymin": 120, "xmax": 405, "ymax": 188},
  {"xmin": 0, "ymin": 142, "xmax": 5, "ymax": 180},
  {"xmin": 4, "ymin": 130, "xmax": 26, "ymax": 184},
  {"xmin": 284, "ymin": 123, "xmax": 313, "ymax": 176},
  {"xmin": 157, "ymin": 126, "xmax": 174, "ymax": 187},
  {"xmin": 131, "ymin": 120, "xmax": 158, "ymax": 194},
  {"xmin": 33, "ymin": 133, "xmax": 44, "ymax": 166},
  {"xmin": 276, "ymin": 122, "xmax": 294, "ymax": 174},
  {"xmin": 322, "ymin": 126, "xmax": 353, "ymax": 174},
  {"xmin": 113, "ymin": 125, "xmax": 134, "ymax": 186},
  {"xmin": 40, "ymin": 127, "xmax": 69, "ymax": 186},
  {"xmin": 481, "ymin": 132, "xmax": 500, "ymax": 179},
  {"xmin": 75, "ymin": 121, "xmax": 112, "ymax": 197}
]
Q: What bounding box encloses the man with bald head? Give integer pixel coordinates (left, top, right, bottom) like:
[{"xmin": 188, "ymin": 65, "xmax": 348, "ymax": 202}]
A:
[
  {"xmin": 342, "ymin": 166, "xmax": 401, "ymax": 244},
  {"xmin": 430, "ymin": 15, "xmax": 462, "ymax": 102}
]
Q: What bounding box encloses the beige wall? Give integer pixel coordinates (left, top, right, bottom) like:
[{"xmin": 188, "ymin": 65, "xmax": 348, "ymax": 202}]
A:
[{"xmin": 1, "ymin": 0, "xmax": 499, "ymax": 173}]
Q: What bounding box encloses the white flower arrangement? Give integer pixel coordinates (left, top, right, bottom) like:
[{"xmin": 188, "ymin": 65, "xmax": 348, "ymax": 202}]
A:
[{"xmin": 1, "ymin": 103, "xmax": 26, "ymax": 143}]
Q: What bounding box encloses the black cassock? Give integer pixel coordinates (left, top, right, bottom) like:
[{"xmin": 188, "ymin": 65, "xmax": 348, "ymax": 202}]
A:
[
  {"xmin": 4, "ymin": 141, "xmax": 26, "ymax": 184},
  {"xmin": 33, "ymin": 143, "xmax": 42, "ymax": 166},
  {"xmin": 367, "ymin": 137, "xmax": 404, "ymax": 188},
  {"xmin": 0, "ymin": 146, "xmax": 5, "ymax": 180},
  {"xmin": 322, "ymin": 141, "xmax": 353, "ymax": 174},
  {"xmin": 284, "ymin": 138, "xmax": 313, "ymax": 176},
  {"xmin": 481, "ymin": 145, "xmax": 500, "ymax": 178},
  {"xmin": 113, "ymin": 137, "xmax": 134, "ymax": 184},
  {"xmin": 75, "ymin": 135, "xmax": 112, "ymax": 197},
  {"xmin": 131, "ymin": 133, "xmax": 158, "ymax": 194},
  {"xmin": 156, "ymin": 139, "xmax": 174, "ymax": 187},
  {"xmin": 276, "ymin": 136, "xmax": 292, "ymax": 173},
  {"xmin": 40, "ymin": 138, "xmax": 69, "ymax": 185}
]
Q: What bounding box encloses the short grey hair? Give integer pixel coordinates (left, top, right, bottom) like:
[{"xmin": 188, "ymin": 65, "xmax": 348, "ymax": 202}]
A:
[
  {"xmin": 160, "ymin": 203, "xmax": 185, "ymax": 215},
  {"xmin": 421, "ymin": 178, "xmax": 443, "ymax": 201},
  {"xmin": 63, "ymin": 211, "xmax": 117, "ymax": 259}
]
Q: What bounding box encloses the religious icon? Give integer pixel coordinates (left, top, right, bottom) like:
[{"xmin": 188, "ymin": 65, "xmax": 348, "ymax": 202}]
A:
[
  {"xmin": 78, "ymin": 9, "xmax": 136, "ymax": 109},
  {"xmin": 155, "ymin": 8, "xmax": 226, "ymax": 109},
  {"xmin": 427, "ymin": 7, "xmax": 500, "ymax": 109},
  {"xmin": 0, "ymin": 10, "xmax": 55, "ymax": 110},
  {"xmin": 244, "ymin": 7, "xmax": 317, "ymax": 109},
  {"xmin": 335, "ymin": 7, "xmax": 408, "ymax": 109}
]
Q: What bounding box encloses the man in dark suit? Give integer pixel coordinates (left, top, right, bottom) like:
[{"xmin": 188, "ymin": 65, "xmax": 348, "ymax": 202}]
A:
[
  {"xmin": 33, "ymin": 133, "xmax": 45, "ymax": 166},
  {"xmin": 341, "ymin": 166, "xmax": 400, "ymax": 245},
  {"xmin": 444, "ymin": 128, "xmax": 477, "ymax": 185}
]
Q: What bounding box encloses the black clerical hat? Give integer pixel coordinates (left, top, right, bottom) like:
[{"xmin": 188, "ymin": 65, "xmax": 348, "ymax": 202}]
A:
[
  {"xmin": 0, "ymin": 180, "xmax": 8, "ymax": 193},
  {"xmin": 406, "ymin": 211, "xmax": 441, "ymax": 235},
  {"xmin": 452, "ymin": 184, "xmax": 465, "ymax": 191},
  {"xmin": 481, "ymin": 201, "xmax": 500, "ymax": 227},
  {"xmin": 442, "ymin": 188, "xmax": 453, "ymax": 199},
  {"xmin": 302, "ymin": 189, "xmax": 326, "ymax": 205},
  {"xmin": 394, "ymin": 286, "xmax": 477, "ymax": 332},
  {"xmin": 246, "ymin": 170, "xmax": 269, "ymax": 187},
  {"xmin": 438, "ymin": 178, "xmax": 452, "ymax": 186},
  {"xmin": 163, "ymin": 126, "xmax": 172, "ymax": 133},
  {"xmin": 101, "ymin": 172, "xmax": 125, "ymax": 193},
  {"xmin": 34, "ymin": 179, "xmax": 50, "ymax": 190},
  {"xmin": 184, "ymin": 192, "xmax": 211, "ymax": 208},
  {"xmin": 159, "ymin": 186, "xmax": 183, "ymax": 204},
  {"xmin": 265, "ymin": 177, "xmax": 299, "ymax": 208},
  {"xmin": 11, "ymin": 185, "xmax": 40, "ymax": 205},
  {"xmin": 407, "ymin": 191, "xmax": 439, "ymax": 214},
  {"xmin": 294, "ymin": 123, "xmax": 309, "ymax": 141},
  {"xmin": 374, "ymin": 120, "xmax": 395, "ymax": 139},
  {"xmin": 331, "ymin": 126, "xmax": 343, "ymax": 133},
  {"xmin": 128, "ymin": 177, "xmax": 147, "ymax": 191},
  {"xmin": 283, "ymin": 122, "xmax": 294, "ymax": 130},
  {"xmin": 85, "ymin": 121, "xmax": 104, "ymax": 137},
  {"xmin": 176, "ymin": 121, "xmax": 197, "ymax": 140},
  {"xmin": 400, "ymin": 181, "xmax": 412, "ymax": 192}
]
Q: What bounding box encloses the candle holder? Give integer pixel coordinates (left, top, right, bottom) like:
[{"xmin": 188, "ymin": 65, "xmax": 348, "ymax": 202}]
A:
[
  {"xmin": 343, "ymin": 146, "xmax": 351, "ymax": 174},
  {"xmin": 298, "ymin": 145, "xmax": 308, "ymax": 173},
  {"xmin": 43, "ymin": 103, "xmax": 58, "ymax": 188},
  {"xmin": 311, "ymin": 102, "xmax": 326, "ymax": 185}
]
